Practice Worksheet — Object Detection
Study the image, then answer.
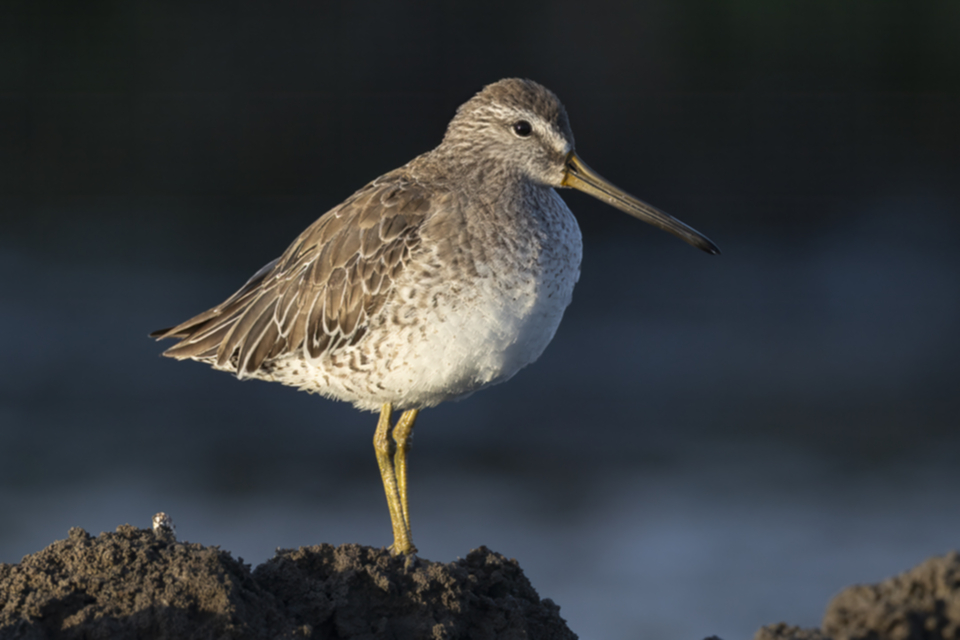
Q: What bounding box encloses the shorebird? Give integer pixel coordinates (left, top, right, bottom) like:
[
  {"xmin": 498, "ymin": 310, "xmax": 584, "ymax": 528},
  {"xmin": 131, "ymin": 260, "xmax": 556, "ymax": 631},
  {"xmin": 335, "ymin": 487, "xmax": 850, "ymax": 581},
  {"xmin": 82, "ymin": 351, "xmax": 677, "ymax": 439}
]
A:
[{"xmin": 152, "ymin": 78, "xmax": 719, "ymax": 555}]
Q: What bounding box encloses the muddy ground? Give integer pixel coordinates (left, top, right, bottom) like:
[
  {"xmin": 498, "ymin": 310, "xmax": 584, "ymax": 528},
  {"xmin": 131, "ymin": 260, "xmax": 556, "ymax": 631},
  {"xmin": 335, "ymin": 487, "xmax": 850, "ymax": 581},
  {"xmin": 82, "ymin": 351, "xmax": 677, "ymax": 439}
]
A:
[
  {"xmin": 0, "ymin": 522, "xmax": 957, "ymax": 639},
  {"xmin": 755, "ymin": 550, "xmax": 960, "ymax": 640},
  {"xmin": 0, "ymin": 524, "xmax": 575, "ymax": 639}
]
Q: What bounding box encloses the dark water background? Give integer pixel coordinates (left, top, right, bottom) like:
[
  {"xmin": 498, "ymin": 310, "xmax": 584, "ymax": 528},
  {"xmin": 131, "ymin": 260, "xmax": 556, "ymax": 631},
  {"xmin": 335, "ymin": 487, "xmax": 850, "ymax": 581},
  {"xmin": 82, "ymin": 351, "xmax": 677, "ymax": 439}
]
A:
[{"xmin": 2, "ymin": 3, "xmax": 960, "ymax": 638}]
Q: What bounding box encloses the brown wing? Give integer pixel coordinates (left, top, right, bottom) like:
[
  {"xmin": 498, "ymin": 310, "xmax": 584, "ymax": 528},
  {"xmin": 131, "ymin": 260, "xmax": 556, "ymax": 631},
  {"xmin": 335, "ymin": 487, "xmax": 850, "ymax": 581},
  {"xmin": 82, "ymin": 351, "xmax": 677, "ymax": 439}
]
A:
[{"xmin": 152, "ymin": 174, "xmax": 434, "ymax": 377}]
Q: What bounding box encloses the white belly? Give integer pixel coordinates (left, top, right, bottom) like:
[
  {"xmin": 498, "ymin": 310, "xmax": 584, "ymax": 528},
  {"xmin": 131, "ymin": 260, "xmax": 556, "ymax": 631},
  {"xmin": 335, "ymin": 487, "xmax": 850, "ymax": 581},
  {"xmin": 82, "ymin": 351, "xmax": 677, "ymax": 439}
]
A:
[{"xmin": 378, "ymin": 248, "xmax": 580, "ymax": 408}]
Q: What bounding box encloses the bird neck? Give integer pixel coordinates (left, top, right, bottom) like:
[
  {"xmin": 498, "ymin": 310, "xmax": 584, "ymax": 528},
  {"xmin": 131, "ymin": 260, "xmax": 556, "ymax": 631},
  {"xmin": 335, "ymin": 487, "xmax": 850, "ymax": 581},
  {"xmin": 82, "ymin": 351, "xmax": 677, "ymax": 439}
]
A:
[{"xmin": 420, "ymin": 145, "xmax": 538, "ymax": 200}]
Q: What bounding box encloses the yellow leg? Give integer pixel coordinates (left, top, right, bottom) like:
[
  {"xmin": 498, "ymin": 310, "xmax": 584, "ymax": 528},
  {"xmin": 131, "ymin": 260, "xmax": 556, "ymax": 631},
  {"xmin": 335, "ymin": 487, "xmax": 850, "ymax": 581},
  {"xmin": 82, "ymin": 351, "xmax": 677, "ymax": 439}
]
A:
[
  {"xmin": 393, "ymin": 408, "xmax": 419, "ymax": 540},
  {"xmin": 373, "ymin": 404, "xmax": 418, "ymax": 555}
]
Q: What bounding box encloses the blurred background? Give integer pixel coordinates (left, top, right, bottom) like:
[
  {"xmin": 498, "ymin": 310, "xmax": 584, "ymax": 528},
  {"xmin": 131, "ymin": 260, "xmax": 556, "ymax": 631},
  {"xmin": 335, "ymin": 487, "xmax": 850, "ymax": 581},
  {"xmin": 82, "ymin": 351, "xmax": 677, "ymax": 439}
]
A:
[{"xmin": 2, "ymin": 1, "xmax": 959, "ymax": 638}]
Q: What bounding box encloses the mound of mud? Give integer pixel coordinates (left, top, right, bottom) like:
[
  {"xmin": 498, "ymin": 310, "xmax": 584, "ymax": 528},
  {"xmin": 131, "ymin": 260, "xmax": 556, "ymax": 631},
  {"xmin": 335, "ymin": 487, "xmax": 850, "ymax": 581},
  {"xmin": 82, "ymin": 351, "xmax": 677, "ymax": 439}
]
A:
[
  {"xmin": 756, "ymin": 551, "xmax": 960, "ymax": 640},
  {"xmin": 0, "ymin": 525, "xmax": 576, "ymax": 640}
]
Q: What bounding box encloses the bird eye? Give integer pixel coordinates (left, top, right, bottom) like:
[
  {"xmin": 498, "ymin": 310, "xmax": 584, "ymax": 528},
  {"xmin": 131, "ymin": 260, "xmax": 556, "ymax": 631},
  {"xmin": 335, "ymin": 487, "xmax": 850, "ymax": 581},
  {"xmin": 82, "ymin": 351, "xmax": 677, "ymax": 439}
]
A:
[{"xmin": 512, "ymin": 120, "xmax": 532, "ymax": 137}]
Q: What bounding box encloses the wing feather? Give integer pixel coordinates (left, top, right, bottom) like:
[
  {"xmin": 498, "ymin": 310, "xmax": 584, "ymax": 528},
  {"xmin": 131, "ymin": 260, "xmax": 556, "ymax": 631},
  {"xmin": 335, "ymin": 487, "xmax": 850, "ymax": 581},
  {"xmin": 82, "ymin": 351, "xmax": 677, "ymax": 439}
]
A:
[
  {"xmin": 150, "ymin": 258, "xmax": 279, "ymax": 341},
  {"xmin": 236, "ymin": 298, "xmax": 279, "ymax": 374},
  {"xmin": 152, "ymin": 176, "xmax": 432, "ymax": 377},
  {"xmin": 216, "ymin": 289, "xmax": 279, "ymax": 368}
]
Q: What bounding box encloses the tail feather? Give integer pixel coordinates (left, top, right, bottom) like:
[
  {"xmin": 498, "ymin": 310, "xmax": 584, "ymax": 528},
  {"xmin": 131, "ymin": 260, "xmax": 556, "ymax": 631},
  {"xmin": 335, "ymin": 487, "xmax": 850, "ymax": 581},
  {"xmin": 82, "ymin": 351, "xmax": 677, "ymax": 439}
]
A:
[{"xmin": 150, "ymin": 258, "xmax": 281, "ymax": 365}]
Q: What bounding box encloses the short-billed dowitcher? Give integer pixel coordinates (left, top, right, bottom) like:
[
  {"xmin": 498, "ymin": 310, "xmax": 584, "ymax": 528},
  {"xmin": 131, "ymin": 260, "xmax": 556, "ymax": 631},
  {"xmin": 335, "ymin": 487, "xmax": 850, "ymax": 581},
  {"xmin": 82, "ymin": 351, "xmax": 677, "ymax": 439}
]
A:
[{"xmin": 152, "ymin": 78, "xmax": 719, "ymax": 555}]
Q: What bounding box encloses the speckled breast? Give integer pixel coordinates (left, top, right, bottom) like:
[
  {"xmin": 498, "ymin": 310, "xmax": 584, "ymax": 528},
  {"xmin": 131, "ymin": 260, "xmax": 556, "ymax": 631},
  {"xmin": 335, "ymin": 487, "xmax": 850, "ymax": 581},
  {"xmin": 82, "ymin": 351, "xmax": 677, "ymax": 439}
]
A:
[{"xmin": 274, "ymin": 187, "xmax": 583, "ymax": 412}]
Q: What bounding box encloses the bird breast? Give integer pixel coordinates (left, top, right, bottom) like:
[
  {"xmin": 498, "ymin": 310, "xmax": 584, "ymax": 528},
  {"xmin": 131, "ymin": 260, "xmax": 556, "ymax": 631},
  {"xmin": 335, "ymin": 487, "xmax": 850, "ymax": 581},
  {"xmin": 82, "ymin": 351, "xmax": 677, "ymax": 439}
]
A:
[{"xmin": 301, "ymin": 185, "xmax": 583, "ymax": 412}]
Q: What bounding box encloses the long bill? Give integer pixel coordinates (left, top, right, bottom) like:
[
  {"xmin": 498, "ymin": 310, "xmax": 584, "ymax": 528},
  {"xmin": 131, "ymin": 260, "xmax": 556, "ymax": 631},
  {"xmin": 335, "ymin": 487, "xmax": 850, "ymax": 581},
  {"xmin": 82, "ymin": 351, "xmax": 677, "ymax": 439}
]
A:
[{"xmin": 561, "ymin": 151, "xmax": 720, "ymax": 255}]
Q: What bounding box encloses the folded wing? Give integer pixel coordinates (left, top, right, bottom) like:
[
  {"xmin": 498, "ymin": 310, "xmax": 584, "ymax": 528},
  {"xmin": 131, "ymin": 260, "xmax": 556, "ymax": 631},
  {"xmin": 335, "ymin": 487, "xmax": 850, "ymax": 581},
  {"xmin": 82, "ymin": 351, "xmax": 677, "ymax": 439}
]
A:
[{"xmin": 151, "ymin": 175, "xmax": 434, "ymax": 378}]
